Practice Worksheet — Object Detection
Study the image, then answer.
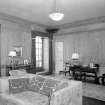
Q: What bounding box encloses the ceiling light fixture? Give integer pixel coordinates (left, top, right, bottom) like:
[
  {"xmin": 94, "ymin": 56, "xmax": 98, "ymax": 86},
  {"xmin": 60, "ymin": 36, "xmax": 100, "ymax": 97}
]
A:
[{"xmin": 49, "ymin": 0, "xmax": 64, "ymax": 21}]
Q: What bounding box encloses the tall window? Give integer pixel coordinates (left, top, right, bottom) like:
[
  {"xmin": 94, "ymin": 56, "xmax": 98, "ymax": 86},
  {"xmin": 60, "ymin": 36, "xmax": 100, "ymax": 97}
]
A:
[
  {"xmin": 35, "ymin": 36, "xmax": 42, "ymax": 67},
  {"xmin": 31, "ymin": 32, "xmax": 50, "ymax": 73}
]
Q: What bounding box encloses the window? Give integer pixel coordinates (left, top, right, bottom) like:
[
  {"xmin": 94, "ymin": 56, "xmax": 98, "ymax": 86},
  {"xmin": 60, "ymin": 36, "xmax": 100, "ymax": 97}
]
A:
[
  {"xmin": 35, "ymin": 36, "xmax": 42, "ymax": 67},
  {"xmin": 31, "ymin": 33, "xmax": 50, "ymax": 73}
]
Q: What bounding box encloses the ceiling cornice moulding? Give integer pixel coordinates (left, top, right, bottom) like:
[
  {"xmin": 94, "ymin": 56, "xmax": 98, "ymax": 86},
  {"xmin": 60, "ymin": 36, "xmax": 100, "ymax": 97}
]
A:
[
  {"xmin": 56, "ymin": 28, "xmax": 105, "ymax": 36},
  {"xmin": 0, "ymin": 12, "xmax": 49, "ymax": 28},
  {"xmin": 0, "ymin": 12, "xmax": 105, "ymax": 30},
  {"xmin": 52, "ymin": 16, "xmax": 105, "ymax": 29}
]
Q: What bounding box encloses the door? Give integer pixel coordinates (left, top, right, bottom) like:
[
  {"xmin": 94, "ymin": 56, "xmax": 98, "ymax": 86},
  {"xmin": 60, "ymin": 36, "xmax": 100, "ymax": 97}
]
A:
[{"xmin": 55, "ymin": 42, "xmax": 63, "ymax": 74}]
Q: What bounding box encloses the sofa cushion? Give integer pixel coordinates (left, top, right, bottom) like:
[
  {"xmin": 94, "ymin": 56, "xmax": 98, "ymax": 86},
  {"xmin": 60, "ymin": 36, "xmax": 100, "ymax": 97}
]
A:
[
  {"xmin": 39, "ymin": 78, "xmax": 60, "ymax": 96},
  {"xmin": 9, "ymin": 78, "xmax": 29, "ymax": 94},
  {"xmin": 10, "ymin": 91, "xmax": 49, "ymax": 105},
  {"xmin": 39, "ymin": 78, "xmax": 69, "ymax": 96},
  {"xmin": 29, "ymin": 75, "xmax": 46, "ymax": 92}
]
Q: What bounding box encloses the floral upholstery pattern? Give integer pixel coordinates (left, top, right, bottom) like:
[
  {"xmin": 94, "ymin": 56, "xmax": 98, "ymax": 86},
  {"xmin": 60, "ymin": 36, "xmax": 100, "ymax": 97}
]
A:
[
  {"xmin": 39, "ymin": 78, "xmax": 60, "ymax": 96},
  {"xmin": 29, "ymin": 75, "xmax": 46, "ymax": 92},
  {"xmin": 9, "ymin": 78, "xmax": 29, "ymax": 93},
  {"xmin": 39, "ymin": 79, "xmax": 69, "ymax": 96}
]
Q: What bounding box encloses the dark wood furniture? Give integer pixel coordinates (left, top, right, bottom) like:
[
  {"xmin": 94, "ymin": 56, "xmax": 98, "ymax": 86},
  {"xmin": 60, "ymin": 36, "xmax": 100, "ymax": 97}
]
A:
[
  {"xmin": 6, "ymin": 64, "xmax": 34, "ymax": 76},
  {"xmin": 59, "ymin": 62, "xmax": 71, "ymax": 76},
  {"xmin": 70, "ymin": 65, "xmax": 99, "ymax": 82},
  {"xmin": 97, "ymin": 73, "xmax": 105, "ymax": 85}
]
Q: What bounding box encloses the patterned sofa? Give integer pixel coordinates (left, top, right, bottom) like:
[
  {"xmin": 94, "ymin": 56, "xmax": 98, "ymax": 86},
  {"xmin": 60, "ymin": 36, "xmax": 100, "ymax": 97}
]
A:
[{"xmin": 0, "ymin": 74, "xmax": 82, "ymax": 105}]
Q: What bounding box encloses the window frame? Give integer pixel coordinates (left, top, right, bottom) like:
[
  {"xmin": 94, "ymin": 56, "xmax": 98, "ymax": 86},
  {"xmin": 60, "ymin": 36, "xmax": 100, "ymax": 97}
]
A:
[{"xmin": 35, "ymin": 36, "xmax": 43, "ymax": 69}]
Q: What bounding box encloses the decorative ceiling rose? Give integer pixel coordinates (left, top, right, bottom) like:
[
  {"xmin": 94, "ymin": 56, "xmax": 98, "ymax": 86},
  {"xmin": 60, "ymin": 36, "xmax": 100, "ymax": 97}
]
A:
[{"xmin": 49, "ymin": 12, "xmax": 64, "ymax": 21}]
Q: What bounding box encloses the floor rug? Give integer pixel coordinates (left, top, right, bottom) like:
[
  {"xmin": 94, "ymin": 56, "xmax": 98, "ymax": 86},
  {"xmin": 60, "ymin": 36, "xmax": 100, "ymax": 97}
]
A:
[{"xmin": 83, "ymin": 96, "xmax": 105, "ymax": 105}]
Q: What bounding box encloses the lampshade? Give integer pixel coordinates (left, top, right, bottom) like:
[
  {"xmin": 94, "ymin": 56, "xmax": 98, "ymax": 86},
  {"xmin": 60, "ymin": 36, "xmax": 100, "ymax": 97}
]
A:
[
  {"xmin": 49, "ymin": 12, "xmax": 64, "ymax": 21},
  {"xmin": 8, "ymin": 51, "xmax": 16, "ymax": 57},
  {"xmin": 71, "ymin": 53, "xmax": 79, "ymax": 60}
]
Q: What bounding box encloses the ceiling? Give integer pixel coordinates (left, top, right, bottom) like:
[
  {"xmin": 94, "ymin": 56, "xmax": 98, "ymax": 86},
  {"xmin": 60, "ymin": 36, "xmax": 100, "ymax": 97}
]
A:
[{"xmin": 0, "ymin": 0, "xmax": 105, "ymax": 28}]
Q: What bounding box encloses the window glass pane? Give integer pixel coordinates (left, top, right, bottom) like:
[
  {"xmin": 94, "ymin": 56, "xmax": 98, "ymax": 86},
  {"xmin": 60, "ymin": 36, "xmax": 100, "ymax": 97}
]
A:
[
  {"xmin": 36, "ymin": 49, "xmax": 39, "ymax": 55},
  {"xmin": 38, "ymin": 37, "xmax": 42, "ymax": 43},
  {"xmin": 35, "ymin": 36, "xmax": 42, "ymax": 68},
  {"xmin": 36, "ymin": 43, "xmax": 42, "ymax": 48},
  {"xmin": 39, "ymin": 62, "xmax": 42, "ymax": 67},
  {"xmin": 38, "ymin": 56, "xmax": 42, "ymax": 60},
  {"xmin": 36, "ymin": 43, "xmax": 39, "ymax": 48},
  {"xmin": 38, "ymin": 50, "xmax": 42, "ymax": 55},
  {"xmin": 36, "ymin": 56, "xmax": 39, "ymax": 61},
  {"xmin": 38, "ymin": 44, "xmax": 42, "ymax": 48},
  {"xmin": 35, "ymin": 37, "xmax": 39, "ymax": 43}
]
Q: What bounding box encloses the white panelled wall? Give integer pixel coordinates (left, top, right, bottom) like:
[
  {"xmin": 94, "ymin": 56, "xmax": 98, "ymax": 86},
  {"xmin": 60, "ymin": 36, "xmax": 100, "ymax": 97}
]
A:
[
  {"xmin": 55, "ymin": 42, "xmax": 64, "ymax": 74},
  {"xmin": 54, "ymin": 28, "xmax": 105, "ymax": 75}
]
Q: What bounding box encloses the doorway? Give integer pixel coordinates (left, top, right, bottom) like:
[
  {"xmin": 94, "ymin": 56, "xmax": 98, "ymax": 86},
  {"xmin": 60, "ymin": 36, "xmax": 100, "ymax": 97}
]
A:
[{"xmin": 55, "ymin": 42, "xmax": 64, "ymax": 74}]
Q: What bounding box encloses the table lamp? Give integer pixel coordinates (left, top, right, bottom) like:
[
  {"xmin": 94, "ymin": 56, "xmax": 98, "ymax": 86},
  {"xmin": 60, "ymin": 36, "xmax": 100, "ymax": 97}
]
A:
[
  {"xmin": 71, "ymin": 53, "xmax": 79, "ymax": 60},
  {"xmin": 71, "ymin": 53, "xmax": 80, "ymax": 66},
  {"xmin": 8, "ymin": 51, "xmax": 16, "ymax": 69}
]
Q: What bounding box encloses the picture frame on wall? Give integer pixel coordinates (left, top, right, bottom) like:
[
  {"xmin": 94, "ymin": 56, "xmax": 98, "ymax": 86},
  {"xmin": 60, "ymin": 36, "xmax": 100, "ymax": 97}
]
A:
[{"xmin": 14, "ymin": 46, "xmax": 22, "ymax": 57}]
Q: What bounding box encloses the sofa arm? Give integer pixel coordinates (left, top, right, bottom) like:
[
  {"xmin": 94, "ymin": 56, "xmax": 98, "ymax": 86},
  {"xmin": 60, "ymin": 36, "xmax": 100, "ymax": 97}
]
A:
[
  {"xmin": 50, "ymin": 83, "xmax": 82, "ymax": 105},
  {"xmin": 0, "ymin": 77, "xmax": 9, "ymax": 94}
]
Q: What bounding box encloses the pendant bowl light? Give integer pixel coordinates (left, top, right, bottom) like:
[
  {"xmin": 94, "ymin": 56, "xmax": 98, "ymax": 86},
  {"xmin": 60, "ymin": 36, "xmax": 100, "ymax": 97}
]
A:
[{"xmin": 49, "ymin": 0, "xmax": 64, "ymax": 21}]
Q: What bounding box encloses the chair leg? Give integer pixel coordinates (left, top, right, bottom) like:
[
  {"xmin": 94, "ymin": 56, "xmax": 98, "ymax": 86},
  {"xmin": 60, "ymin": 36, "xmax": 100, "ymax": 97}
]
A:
[
  {"xmin": 95, "ymin": 77, "xmax": 99, "ymax": 84},
  {"xmin": 101, "ymin": 77, "xmax": 105, "ymax": 85},
  {"xmin": 69, "ymin": 71, "xmax": 71, "ymax": 76},
  {"xmin": 84, "ymin": 73, "xmax": 86, "ymax": 82},
  {"xmin": 65, "ymin": 72, "xmax": 66, "ymax": 76}
]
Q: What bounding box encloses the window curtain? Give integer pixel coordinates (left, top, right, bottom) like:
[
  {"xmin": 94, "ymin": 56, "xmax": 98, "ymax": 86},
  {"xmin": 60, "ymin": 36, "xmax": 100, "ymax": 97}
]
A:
[
  {"xmin": 31, "ymin": 36, "xmax": 36, "ymax": 73},
  {"xmin": 45, "ymin": 29, "xmax": 59, "ymax": 74}
]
